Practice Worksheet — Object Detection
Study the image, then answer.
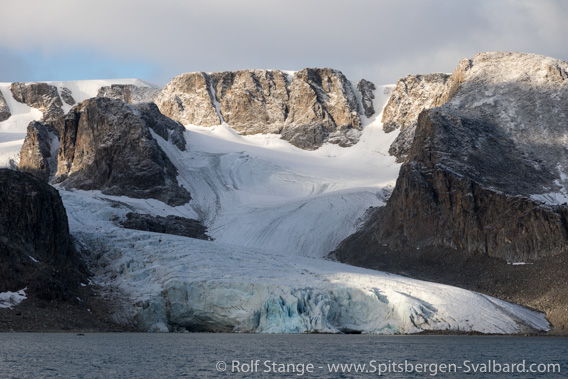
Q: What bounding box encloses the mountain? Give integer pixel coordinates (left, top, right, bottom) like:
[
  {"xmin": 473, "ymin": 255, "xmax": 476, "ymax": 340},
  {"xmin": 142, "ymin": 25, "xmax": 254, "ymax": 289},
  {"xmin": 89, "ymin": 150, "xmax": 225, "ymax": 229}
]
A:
[
  {"xmin": 156, "ymin": 68, "xmax": 365, "ymax": 149},
  {"xmin": 334, "ymin": 52, "xmax": 568, "ymax": 333},
  {"xmin": 0, "ymin": 60, "xmax": 560, "ymax": 333}
]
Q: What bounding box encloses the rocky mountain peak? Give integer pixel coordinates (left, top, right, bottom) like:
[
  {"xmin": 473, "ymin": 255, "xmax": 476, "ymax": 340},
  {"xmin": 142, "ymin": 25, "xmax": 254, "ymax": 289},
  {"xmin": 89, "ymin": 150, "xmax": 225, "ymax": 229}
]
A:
[
  {"xmin": 432, "ymin": 52, "xmax": 568, "ymax": 196},
  {"xmin": 19, "ymin": 97, "xmax": 191, "ymax": 206},
  {"xmin": 333, "ymin": 53, "xmax": 568, "ymax": 334},
  {"xmin": 337, "ymin": 52, "xmax": 568, "ymax": 262}
]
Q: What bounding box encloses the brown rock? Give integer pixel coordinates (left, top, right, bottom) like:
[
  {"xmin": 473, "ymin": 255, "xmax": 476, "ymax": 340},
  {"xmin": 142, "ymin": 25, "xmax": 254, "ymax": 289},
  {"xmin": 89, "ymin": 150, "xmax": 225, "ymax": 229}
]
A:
[
  {"xmin": 211, "ymin": 69, "xmax": 289, "ymax": 135},
  {"xmin": 135, "ymin": 102, "xmax": 187, "ymax": 151},
  {"xmin": 157, "ymin": 68, "xmax": 364, "ymax": 150},
  {"xmin": 283, "ymin": 68, "xmax": 362, "ymax": 149},
  {"xmin": 60, "ymin": 87, "xmax": 76, "ymax": 106},
  {"xmin": 155, "ymin": 72, "xmax": 221, "ymax": 126}
]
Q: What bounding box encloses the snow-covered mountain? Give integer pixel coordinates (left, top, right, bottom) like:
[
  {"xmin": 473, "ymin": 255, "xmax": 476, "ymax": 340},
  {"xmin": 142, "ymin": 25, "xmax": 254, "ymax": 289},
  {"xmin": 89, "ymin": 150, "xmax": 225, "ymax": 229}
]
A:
[
  {"xmin": 0, "ymin": 64, "xmax": 554, "ymax": 333},
  {"xmin": 335, "ymin": 52, "xmax": 568, "ymax": 333}
]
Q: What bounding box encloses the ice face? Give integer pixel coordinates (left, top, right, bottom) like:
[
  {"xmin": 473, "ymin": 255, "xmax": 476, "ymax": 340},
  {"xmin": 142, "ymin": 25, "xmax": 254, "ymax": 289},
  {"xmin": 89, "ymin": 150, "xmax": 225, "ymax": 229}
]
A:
[{"xmin": 70, "ymin": 219, "xmax": 548, "ymax": 334}]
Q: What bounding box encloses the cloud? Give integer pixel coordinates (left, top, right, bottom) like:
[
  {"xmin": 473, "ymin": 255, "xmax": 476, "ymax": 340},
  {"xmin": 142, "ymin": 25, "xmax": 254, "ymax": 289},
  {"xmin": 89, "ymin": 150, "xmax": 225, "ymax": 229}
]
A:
[{"xmin": 1, "ymin": 0, "xmax": 567, "ymax": 85}]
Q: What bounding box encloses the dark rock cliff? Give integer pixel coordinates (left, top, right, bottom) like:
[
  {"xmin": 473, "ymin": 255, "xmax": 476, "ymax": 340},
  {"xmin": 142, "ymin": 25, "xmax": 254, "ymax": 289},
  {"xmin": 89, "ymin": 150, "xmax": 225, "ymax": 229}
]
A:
[
  {"xmin": 0, "ymin": 169, "xmax": 84, "ymax": 300},
  {"xmin": 156, "ymin": 68, "xmax": 372, "ymax": 150},
  {"xmin": 19, "ymin": 97, "xmax": 191, "ymax": 206}
]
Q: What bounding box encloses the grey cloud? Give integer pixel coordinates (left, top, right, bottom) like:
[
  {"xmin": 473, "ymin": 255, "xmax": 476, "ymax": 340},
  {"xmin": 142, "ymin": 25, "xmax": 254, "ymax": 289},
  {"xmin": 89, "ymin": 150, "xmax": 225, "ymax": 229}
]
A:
[{"xmin": 1, "ymin": 0, "xmax": 567, "ymax": 85}]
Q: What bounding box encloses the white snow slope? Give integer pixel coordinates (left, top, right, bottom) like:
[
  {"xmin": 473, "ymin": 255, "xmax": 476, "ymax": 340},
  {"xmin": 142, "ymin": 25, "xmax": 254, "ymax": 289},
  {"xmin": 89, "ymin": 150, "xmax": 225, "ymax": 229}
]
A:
[{"xmin": 0, "ymin": 79, "xmax": 549, "ymax": 334}]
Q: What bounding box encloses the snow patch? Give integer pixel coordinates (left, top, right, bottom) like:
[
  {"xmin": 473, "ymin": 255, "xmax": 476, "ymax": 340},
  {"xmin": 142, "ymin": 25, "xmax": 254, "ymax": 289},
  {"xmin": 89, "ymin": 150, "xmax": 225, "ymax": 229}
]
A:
[{"xmin": 0, "ymin": 288, "xmax": 27, "ymax": 309}]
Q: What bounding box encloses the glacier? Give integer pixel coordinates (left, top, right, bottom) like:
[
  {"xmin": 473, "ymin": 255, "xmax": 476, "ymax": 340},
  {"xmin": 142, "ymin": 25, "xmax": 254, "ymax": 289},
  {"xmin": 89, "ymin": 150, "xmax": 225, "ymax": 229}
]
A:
[{"xmin": 0, "ymin": 79, "xmax": 550, "ymax": 333}]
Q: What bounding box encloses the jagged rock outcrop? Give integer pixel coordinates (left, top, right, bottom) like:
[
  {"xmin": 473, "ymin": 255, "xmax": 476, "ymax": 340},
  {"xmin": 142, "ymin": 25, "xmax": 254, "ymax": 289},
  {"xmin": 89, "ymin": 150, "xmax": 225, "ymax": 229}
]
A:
[
  {"xmin": 18, "ymin": 121, "xmax": 59, "ymax": 182},
  {"xmin": 10, "ymin": 82, "xmax": 65, "ymax": 122},
  {"xmin": 336, "ymin": 52, "xmax": 568, "ymax": 262},
  {"xmin": 0, "ymin": 90, "xmax": 11, "ymax": 122},
  {"xmin": 381, "ymin": 73, "xmax": 449, "ymax": 162},
  {"xmin": 157, "ymin": 68, "xmax": 369, "ymax": 149},
  {"xmin": 60, "ymin": 87, "xmax": 76, "ymax": 106},
  {"xmin": 120, "ymin": 213, "xmax": 210, "ymax": 240},
  {"xmin": 19, "ymin": 97, "xmax": 191, "ymax": 206},
  {"xmin": 136, "ymin": 102, "xmax": 187, "ymax": 151},
  {"xmin": 0, "ymin": 169, "xmax": 85, "ymax": 301},
  {"xmin": 357, "ymin": 79, "xmax": 376, "ymax": 118},
  {"xmin": 97, "ymin": 84, "xmax": 160, "ymax": 105}
]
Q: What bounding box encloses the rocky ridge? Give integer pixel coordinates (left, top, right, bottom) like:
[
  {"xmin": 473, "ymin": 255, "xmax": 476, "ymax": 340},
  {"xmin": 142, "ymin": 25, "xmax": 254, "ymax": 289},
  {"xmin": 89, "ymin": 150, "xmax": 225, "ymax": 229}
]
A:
[
  {"xmin": 357, "ymin": 79, "xmax": 376, "ymax": 118},
  {"xmin": 156, "ymin": 68, "xmax": 370, "ymax": 149},
  {"xmin": 19, "ymin": 97, "xmax": 191, "ymax": 206},
  {"xmin": 97, "ymin": 84, "xmax": 160, "ymax": 105}
]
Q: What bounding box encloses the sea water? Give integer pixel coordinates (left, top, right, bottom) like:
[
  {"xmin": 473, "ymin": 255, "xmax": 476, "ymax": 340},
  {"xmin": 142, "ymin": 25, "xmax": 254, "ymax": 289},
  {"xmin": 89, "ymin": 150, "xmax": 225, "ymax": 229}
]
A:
[{"xmin": 0, "ymin": 334, "xmax": 565, "ymax": 378}]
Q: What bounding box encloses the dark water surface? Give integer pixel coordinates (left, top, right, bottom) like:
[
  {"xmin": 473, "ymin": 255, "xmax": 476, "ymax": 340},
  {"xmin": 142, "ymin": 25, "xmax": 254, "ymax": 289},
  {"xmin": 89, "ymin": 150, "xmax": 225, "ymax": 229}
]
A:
[{"xmin": 0, "ymin": 333, "xmax": 566, "ymax": 378}]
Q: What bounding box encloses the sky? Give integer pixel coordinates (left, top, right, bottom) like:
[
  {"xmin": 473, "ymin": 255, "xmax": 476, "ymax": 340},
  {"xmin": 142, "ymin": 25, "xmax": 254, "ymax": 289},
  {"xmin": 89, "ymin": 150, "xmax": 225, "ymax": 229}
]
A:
[{"xmin": 1, "ymin": 0, "xmax": 567, "ymax": 86}]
